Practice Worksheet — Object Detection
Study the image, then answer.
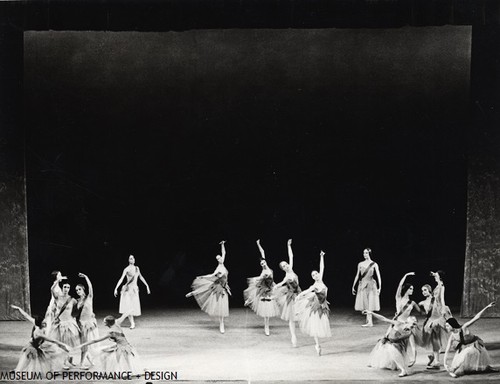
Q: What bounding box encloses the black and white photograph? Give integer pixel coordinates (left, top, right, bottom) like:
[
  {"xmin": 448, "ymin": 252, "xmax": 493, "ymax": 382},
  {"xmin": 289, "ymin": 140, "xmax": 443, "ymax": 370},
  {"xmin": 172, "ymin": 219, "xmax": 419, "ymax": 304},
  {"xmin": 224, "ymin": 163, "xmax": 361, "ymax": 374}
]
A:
[{"xmin": 0, "ymin": 0, "xmax": 499, "ymax": 383}]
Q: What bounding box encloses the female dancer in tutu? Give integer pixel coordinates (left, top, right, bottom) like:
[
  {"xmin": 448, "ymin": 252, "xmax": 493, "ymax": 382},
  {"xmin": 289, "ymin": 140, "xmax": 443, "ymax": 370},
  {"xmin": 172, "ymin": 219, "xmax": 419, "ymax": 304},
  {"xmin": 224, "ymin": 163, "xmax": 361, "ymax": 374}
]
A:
[
  {"xmin": 393, "ymin": 272, "xmax": 421, "ymax": 322},
  {"xmin": 186, "ymin": 241, "xmax": 231, "ymax": 333},
  {"xmin": 274, "ymin": 239, "xmax": 301, "ymax": 347},
  {"xmin": 295, "ymin": 250, "xmax": 331, "ymax": 355},
  {"xmin": 444, "ymin": 302, "xmax": 497, "ymax": 378},
  {"xmin": 243, "ymin": 239, "xmax": 281, "ymax": 336},
  {"xmin": 421, "ymin": 270, "xmax": 451, "ymax": 369},
  {"xmin": 75, "ymin": 312, "xmax": 141, "ymax": 374},
  {"xmin": 352, "ymin": 248, "xmax": 382, "ymax": 327},
  {"xmin": 114, "ymin": 254, "xmax": 151, "ymax": 329},
  {"xmin": 75, "ymin": 273, "xmax": 99, "ymax": 368},
  {"xmin": 11, "ymin": 305, "xmax": 70, "ymax": 373},
  {"xmin": 365, "ymin": 310, "xmax": 417, "ymax": 377}
]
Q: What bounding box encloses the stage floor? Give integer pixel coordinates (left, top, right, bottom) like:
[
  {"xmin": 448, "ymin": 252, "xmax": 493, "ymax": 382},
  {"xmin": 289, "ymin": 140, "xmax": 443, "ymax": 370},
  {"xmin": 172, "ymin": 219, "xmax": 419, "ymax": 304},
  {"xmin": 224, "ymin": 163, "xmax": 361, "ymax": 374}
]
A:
[{"xmin": 1, "ymin": 308, "xmax": 499, "ymax": 383}]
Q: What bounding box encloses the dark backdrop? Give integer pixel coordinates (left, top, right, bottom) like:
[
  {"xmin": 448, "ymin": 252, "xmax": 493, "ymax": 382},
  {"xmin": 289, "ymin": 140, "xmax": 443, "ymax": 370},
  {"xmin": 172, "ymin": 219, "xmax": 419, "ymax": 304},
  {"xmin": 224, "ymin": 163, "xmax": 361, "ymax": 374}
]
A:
[{"xmin": 24, "ymin": 27, "xmax": 471, "ymax": 313}]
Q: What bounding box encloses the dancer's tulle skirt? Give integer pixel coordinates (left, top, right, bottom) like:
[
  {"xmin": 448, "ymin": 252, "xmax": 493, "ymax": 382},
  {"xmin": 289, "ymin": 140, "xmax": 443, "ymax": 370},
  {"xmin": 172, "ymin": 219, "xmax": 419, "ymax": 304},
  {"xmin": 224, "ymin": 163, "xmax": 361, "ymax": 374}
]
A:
[
  {"xmin": 190, "ymin": 276, "xmax": 229, "ymax": 317},
  {"xmin": 119, "ymin": 286, "xmax": 141, "ymax": 316},
  {"xmin": 244, "ymin": 277, "xmax": 280, "ymax": 318},
  {"xmin": 450, "ymin": 339, "xmax": 492, "ymax": 374}
]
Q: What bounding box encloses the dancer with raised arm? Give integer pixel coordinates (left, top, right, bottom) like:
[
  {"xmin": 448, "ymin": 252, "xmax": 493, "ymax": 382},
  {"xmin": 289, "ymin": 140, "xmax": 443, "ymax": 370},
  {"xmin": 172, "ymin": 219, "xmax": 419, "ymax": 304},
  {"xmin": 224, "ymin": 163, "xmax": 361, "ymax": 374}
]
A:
[
  {"xmin": 352, "ymin": 248, "xmax": 382, "ymax": 327},
  {"xmin": 444, "ymin": 302, "xmax": 498, "ymax": 378},
  {"xmin": 11, "ymin": 305, "xmax": 70, "ymax": 373},
  {"xmin": 75, "ymin": 273, "xmax": 99, "ymax": 368},
  {"xmin": 244, "ymin": 239, "xmax": 281, "ymax": 336},
  {"xmin": 365, "ymin": 310, "xmax": 418, "ymax": 377},
  {"xmin": 50, "ymin": 277, "xmax": 80, "ymax": 369},
  {"xmin": 422, "ymin": 270, "xmax": 451, "ymax": 369},
  {"xmin": 186, "ymin": 241, "xmax": 231, "ymax": 333},
  {"xmin": 44, "ymin": 271, "xmax": 66, "ymax": 332},
  {"xmin": 274, "ymin": 239, "xmax": 301, "ymax": 347},
  {"xmin": 114, "ymin": 255, "xmax": 151, "ymax": 329},
  {"xmin": 74, "ymin": 312, "xmax": 141, "ymax": 374},
  {"xmin": 393, "ymin": 272, "xmax": 421, "ymax": 322},
  {"xmin": 295, "ymin": 250, "xmax": 331, "ymax": 355}
]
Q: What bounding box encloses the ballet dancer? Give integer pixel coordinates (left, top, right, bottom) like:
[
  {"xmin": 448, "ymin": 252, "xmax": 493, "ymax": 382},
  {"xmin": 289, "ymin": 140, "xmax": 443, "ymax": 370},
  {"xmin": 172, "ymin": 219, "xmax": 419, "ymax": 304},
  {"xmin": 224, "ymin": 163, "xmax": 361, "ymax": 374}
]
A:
[
  {"xmin": 243, "ymin": 239, "xmax": 281, "ymax": 336},
  {"xmin": 444, "ymin": 302, "xmax": 498, "ymax": 378},
  {"xmin": 365, "ymin": 310, "xmax": 417, "ymax": 377},
  {"xmin": 352, "ymin": 248, "xmax": 382, "ymax": 327},
  {"xmin": 295, "ymin": 250, "xmax": 331, "ymax": 355},
  {"xmin": 422, "ymin": 270, "xmax": 451, "ymax": 369},
  {"xmin": 11, "ymin": 305, "xmax": 70, "ymax": 373},
  {"xmin": 44, "ymin": 271, "xmax": 66, "ymax": 332},
  {"xmin": 393, "ymin": 272, "xmax": 421, "ymax": 322},
  {"xmin": 50, "ymin": 276, "xmax": 81, "ymax": 369},
  {"xmin": 186, "ymin": 241, "xmax": 231, "ymax": 333},
  {"xmin": 74, "ymin": 312, "xmax": 141, "ymax": 374},
  {"xmin": 74, "ymin": 273, "xmax": 99, "ymax": 368},
  {"xmin": 114, "ymin": 254, "xmax": 151, "ymax": 329},
  {"xmin": 274, "ymin": 239, "xmax": 301, "ymax": 347}
]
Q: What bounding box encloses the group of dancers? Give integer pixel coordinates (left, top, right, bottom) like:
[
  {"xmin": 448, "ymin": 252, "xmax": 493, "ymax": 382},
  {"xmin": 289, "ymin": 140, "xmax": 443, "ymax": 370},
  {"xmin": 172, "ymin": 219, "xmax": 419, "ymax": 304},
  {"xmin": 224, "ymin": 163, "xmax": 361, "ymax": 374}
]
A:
[{"xmin": 10, "ymin": 240, "xmax": 498, "ymax": 379}]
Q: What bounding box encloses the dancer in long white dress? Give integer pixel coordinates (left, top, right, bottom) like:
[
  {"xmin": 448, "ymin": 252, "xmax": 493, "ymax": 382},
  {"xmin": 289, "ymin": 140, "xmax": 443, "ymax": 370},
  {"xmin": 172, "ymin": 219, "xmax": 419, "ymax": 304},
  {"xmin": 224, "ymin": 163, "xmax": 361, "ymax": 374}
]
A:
[
  {"xmin": 186, "ymin": 241, "xmax": 231, "ymax": 333},
  {"xmin": 114, "ymin": 255, "xmax": 151, "ymax": 329},
  {"xmin": 244, "ymin": 239, "xmax": 281, "ymax": 336},
  {"xmin": 352, "ymin": 248, "xmax": 382, "ymax": 327},
  {"xmin": 365, "ymin": 310, "xmax": 418, "ymax": 377},
  {"xmin": 11, "ymin": 305, "xmax": 69, "ymax": 373},
  {"xmin": 74, "ymin": 312, "xmax": 141, "ymax": 374},
  {"xmin": 75, "ymin": 273, "xmax": 99, "ymax": 368},
  {"xmin": 44, "ymin": 271, "xmax": 66, "ymax": 333},
  {"xmin": 50, "ymin": 278, "xmax": 80, "ymax": 369},
  {"xmin": 295, "ymin": 250, "xmax": 331, "ymax": 355},
  {"xmin": 444, "ymin": 302, "xmax": 498, "ymax": 378},
  {"xmin": 274, "ymin": 239, "xmax": 301, "ymax": 347}
]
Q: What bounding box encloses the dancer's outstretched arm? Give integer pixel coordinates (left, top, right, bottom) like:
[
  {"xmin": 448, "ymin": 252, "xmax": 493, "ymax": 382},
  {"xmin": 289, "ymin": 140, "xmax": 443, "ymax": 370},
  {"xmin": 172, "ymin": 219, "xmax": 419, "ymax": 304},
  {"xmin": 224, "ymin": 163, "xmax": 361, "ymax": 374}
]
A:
[
  {"xmin": 363, "ymin": 310, "xmax": 399, "ymax": 326},
  {"xmin": 138, "ymin": 268, "xmax": 151, "ymax": 294},
  {"xmin": 51, "ymin": 276, "xmax": 64, "ymax": 299},
  {"xmin": 114, "ymin": 269, "xmax": 126, "ymax": 297},
  {"xmin": 462, "ymin": 302, "xmax": 495, "ymax": 329},
  {"xmin": 74, "ymin": 334, "xmax": 109, "ymax": 350},
  {"xmin": 220, "ymin": 240, "xmax": 226, "ymax": 263},
  {"xmin": 256, "ymin": 239, "xmax": 265, "ymax": 259},
  {"xmin": 10, "ymin": 305, "xmax": 35, "ymax": 324},
  {"xmin": 352, "ymin": 263, "xmax": 360, "ymax": 295},
  {"xmin": 319, "ymin": 251, "xmax": 325, "ymax": 281},
  {"xmin": 396, "ymin": 272, "xmax": 414, "ymax": 301},
  {"xmin": 79, "ymin": 273, "xmax": 94, "ymax": 299},
  {"xmin": 287, "ymin": 239, "xmax": 294, "ymax": 269},
  {"xmin": 374, "ymin": 263, "xmax": 382, "ymax": 294}
]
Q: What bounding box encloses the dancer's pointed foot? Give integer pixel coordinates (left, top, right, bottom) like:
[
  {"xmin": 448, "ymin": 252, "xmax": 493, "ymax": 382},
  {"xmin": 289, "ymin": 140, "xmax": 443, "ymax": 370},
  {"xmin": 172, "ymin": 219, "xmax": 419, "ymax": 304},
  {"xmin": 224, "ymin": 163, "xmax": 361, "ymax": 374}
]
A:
[
  {"xmin": 315, "ymin": 345, "xmax": 321, "ymax": 356},
  {"xmin": 264, "ymin": 325, "xmax": 270, "ymax": 336},
  {"xmin": 398, "ymin": 370, "xmax": 408, "ymax": 377},
  {"xmin": 220, "ymin": 322, "xmax": 225, "ymax": 334},
  {"xmin": 449, "ymin": 372, "xmax": 457, "ymax": 378},
  {"xmin": 361, "ymin": 323, "xmax": 373, "ymax": 327},
  {"xmin": 291, "ymin": 335, "xmax": 297, "ymax": 347},
  {"xmin": 130, "ymin": 324, "xmax": 136, "ymax": 329}
]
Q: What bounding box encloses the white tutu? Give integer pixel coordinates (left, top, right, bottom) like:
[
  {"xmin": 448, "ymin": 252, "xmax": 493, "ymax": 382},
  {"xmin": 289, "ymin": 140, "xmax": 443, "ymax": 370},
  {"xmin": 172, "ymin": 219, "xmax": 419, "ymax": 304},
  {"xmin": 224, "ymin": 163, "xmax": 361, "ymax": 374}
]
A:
[
  {"xmin": 368, "ymin": 329, "xmax": 411, "ymax": 370},
  {"xmin": 244, "ymin": 276, "xmax": 280, "ymax": 318},
  {"xmin": 79, "ymin": 318, "xmax": 100, "ymax": 356},
  {"xmin": 93, "ymin": 331, "xmax": 141, "ymax": 374},
  {"xmin": 190, "ymin": 275, "xmax": 230, "ymax": 318},
  {"xmin": 15, "ymin": 335, "xmax": 66, "ymax": 373},
  {"xmin": 450, "ymin": 335, "xmax": 492, "ymax": 375},
  {"xmin": 49, "ymin": 318, "xmax": 81, "ymax": 347},
  {"xmin": 295, "ymin": 291, "xmax": 331, "ymax": 338},
  {"xmin": 119, "ymin": 285, "xmax": 141, "ymax": 316}
]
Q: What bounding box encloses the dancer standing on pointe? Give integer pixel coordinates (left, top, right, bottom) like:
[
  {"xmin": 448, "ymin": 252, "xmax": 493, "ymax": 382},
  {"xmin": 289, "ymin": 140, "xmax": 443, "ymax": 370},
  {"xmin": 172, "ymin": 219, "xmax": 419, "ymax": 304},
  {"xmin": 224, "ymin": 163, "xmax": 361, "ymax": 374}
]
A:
[
  {"xmin": 295, "ymin": 250, "xmax": 331, "ymax": 355},
  {"xmin": 186, "ymin": 241, "xmax": 231, "ymax": 333},
  {"xmin": 44, "ymin": 271, "xmax": 66, "ymax": 332},
  {"xmin": 274, "ymin": 239, "xmax": 301, "ymax": 347},
  {"xmin": 352, "ymin": 248, "xmax": 381, "ymax": 327},
  {"xmin": 243, "ymin": 239, "xmax": 281, "ymax": 336},
  {"xmin": 11, "ymin": 305, "xmax": 70, "ymax": 373},
  {"xmin": 74, "ymin": 273, "xmax": 99, "ymax": 368},
  {"xmin": 422, "ymin": 270, "xmax": 451, "ymax": 369},
  {"xmin": 74, "ymin": 312, "xmax": 141, "ymax": 374},
  {"xmin": 114, "ymin": 255, "xmax": 151, "ymax": 330},
  {"xmin": 444, "ymin": 302, "xmax": 498, "ymax": 378},
  {"xmin": 365, "ymin": 310, "xmax": 417, "ymax": 377}
]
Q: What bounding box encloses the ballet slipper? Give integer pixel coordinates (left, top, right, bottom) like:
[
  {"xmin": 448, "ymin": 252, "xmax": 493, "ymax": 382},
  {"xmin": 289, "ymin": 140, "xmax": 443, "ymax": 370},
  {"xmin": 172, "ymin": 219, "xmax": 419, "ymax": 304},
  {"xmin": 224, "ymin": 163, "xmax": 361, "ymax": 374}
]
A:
[
  {"xmin": 315, "ymin": 345, "xmax": 321, "ymax": 356},
  {"xmin": 291, "ymin": 334, "xmax": 297, "ymax": 347}
]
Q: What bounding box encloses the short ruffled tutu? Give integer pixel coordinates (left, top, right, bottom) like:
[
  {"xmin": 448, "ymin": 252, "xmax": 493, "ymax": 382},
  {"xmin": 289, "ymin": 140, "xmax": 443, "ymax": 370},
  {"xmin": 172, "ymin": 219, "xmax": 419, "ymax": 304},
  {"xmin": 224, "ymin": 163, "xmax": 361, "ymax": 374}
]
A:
[
  {"xmin": 190, "ymin": 276, "xmax": 230, "ymax": 317},
  {"xmin": 119, "ymin": 285, "xmax": 141, "ymax": 316},
  {"xmin": 244, "ymin": 277, "xmax": 281, "ymax": 318},
  {"xmin": 451, "ymin": 338, "xmax": 492, "ymax": 374},
  {"xmin": 368, "ymin": 337, "xmax": 409, "ymax": 370},
  {"xmin": 15, "ymin": 341, "xmax": 67, "ymax": 373},
  {"xmin": 295, "ymin": 292, "xmax": 331, "ymax": 338},
  {"xmin": 94, "ymin": 343, "xmax": 140, "ymax": 374},
  {"xmin": 49, "ymin": 319, "xmax": 81, "ymax": 347},
  {"xmin": 274, "ymin": 286, "xmax": 298, "ymax": 321}
]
